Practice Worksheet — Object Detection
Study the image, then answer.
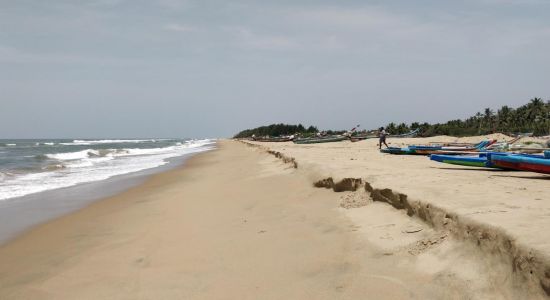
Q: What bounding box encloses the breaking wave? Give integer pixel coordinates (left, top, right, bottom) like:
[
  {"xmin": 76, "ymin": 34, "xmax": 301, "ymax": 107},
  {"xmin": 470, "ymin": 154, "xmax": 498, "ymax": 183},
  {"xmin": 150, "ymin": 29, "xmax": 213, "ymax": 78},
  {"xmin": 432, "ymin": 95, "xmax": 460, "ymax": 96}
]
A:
[
  {"xmin": 0, "ymin": 139, "xmax": 216, "ymax": 201},
  {"xmin": 60, "ymin": 139, "xmax": 169, "ymax": 146}
]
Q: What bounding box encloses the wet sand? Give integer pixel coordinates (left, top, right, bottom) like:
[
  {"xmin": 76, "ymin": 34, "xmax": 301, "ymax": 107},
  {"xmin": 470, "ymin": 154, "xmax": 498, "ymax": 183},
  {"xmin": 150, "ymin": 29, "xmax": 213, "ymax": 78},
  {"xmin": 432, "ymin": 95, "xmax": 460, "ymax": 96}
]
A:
[
  {"xmin": 0, "ymin": 154, "xmax": 196, "ymax": 245},
  {"xmin": 0, "ymin": 140, "xmax": 544, "ymax": 299}
]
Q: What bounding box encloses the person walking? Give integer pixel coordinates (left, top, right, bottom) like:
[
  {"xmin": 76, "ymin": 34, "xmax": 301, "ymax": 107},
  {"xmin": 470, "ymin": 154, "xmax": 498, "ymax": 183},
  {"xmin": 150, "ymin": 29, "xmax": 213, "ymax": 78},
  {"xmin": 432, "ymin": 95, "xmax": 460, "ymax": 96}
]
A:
[{"xmin": 378, "ymin": 127, "xmax": 389, "ymax": 149}]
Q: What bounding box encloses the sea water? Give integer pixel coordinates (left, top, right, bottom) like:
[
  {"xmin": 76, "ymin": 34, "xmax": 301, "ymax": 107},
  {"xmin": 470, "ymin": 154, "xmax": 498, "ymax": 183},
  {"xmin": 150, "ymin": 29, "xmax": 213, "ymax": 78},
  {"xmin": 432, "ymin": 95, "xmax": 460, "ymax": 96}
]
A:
[{"xmin": 0, "ymin": 138, "xmax": 215, "ymax": 201}]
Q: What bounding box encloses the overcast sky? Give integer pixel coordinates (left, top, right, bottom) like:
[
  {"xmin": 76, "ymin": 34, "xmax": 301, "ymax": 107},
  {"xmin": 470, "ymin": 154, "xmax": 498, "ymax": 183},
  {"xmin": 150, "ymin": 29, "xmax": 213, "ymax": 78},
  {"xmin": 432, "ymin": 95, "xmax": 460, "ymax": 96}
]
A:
[{"xmin": 1, "ymin": 0, "xmax": 549, "ymax": 138}]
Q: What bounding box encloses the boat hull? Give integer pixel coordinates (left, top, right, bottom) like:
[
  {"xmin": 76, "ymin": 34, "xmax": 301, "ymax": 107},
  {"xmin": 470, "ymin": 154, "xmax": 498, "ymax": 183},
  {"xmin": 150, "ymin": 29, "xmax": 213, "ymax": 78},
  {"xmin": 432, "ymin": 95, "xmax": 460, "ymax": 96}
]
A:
[
  {"xmin": 380, "ymin": 147, "xmax": 418, "ymax": 155},
  {"xmin": 253, "ymin": 138, "xmax": 293, "ymax": 142},
  {"xmin": 350, "ymin": 135, "xmax": 376, "ymax": 142},
  {"xmin": 430, "ymin": 154, "xmax": 491, "ymax": 168},
  {"xmin": 382, "ymin": 140, "xmax": 495, "ymax": 155},
  {"xmin": 490, "ymin": 154, "xmax": 550, "ymax": 174},
  {"xmin": 293, "ymin": 136, "xmax": 348, "ymax": 144}
]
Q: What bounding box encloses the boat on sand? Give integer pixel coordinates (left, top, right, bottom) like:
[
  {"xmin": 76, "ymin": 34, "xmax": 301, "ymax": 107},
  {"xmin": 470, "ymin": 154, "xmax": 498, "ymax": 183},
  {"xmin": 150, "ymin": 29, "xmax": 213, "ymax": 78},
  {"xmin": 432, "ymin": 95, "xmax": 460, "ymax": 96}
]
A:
[
  {"xmin": 381, "ymin": 140, "xmax": 495, "ymax": 155},
  {"xmin": 489, "ymin": 153, "xmax": 550, "ymax": 174},
  {"xmin": 293, "ymin": 135, "xmax": 348, "ymax": 144},
  {"xmin": 252, "ymin": 136, "xmax": 294, "ymax": 142},
  {"xmin": 430, "ymin": 152, "xmax": 544, "ymax": 169}
]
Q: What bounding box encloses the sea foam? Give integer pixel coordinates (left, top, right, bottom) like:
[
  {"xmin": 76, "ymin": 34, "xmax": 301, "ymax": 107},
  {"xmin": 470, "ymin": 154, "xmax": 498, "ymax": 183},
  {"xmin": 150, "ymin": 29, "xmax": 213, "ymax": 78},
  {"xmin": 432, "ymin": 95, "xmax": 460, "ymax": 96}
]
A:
[{"xmin": 0, "ymin": 139, "xmax": 215, "ymax": 201}]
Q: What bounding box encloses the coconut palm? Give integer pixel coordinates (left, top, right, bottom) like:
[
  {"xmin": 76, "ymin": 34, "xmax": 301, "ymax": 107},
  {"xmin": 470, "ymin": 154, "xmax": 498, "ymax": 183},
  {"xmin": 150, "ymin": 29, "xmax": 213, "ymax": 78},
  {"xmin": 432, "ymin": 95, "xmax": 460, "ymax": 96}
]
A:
[
  {"xmin": 483, "ymin": 108, "xmax": 495, "ymax": 133},
  {"xmin": 497, "ymin": 105, "xmax": 511, "ymax": 132}
]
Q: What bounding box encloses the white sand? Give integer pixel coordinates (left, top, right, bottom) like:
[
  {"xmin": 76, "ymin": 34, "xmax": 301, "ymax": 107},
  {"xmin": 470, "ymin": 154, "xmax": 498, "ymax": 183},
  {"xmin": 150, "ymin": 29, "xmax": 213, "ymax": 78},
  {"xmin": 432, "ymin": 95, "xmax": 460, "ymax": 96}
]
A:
[{"xmin": 248, "ymin": 134, "xmax": 550, "ymax": 297}]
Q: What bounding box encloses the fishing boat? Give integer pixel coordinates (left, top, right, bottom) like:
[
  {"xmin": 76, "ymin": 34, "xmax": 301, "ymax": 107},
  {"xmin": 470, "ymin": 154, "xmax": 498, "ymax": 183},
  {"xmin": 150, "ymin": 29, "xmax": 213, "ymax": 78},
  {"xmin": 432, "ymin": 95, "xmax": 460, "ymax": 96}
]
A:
[
  {"xmin": 293, "ymin": 135, "xmax": 348, "ymax": 144},
  {"xmin": 380, "ymin": 145, "xmax": 444, "ymax": 155},
  {"xmin": 252, "ymin": 136, "xmax": 294, "ymax": 142},
  {"xmin": 380, "ymin": 147, "xmax": 417, "ymax": 155},
  {"xmin": 430, "ymin": 154, "xmax": 494, "ymax": 168},
  {"xmin": 429, "ymin": 152, "xmax": 541, "ymax": 169},
  {"xmin": 391, "ymin": 129, "xmax": 420, "ymax": 138},
  {"xmin": 349, "ymin": 135, "xmax": 377, "ymax": 142},
  {"xmin": 507, "ymin": 145, "xmax": 549, "ymax": 154},
  {"xmin": 412, "ymin": 140, "xmax": 496, "ymax": 155},
  {"xmin": 427, "ymin": 136, "xmax": 520, "ymax": 149},
  {"xmin": 381, "ymin": 140, "xmax": 495, "ymax": 155},
  {"xmin": 489, "ymin": 153, "xmax": 550, "ymax": 174},
  {"xmin": 380, "ymin": 144, "xmax": 444, "ymax": 155}
]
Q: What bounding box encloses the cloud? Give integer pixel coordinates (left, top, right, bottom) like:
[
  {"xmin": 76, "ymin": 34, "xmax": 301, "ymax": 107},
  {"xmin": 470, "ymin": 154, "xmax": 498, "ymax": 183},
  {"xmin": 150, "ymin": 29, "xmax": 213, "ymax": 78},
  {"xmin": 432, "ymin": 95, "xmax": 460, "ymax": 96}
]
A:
[
  {"xmin": 163, "ymin": 23, "xmax": 195, "ymax": 32},
  {"xmin": 224, "ymin": 27, "xmax": 298, "ymax": 51},
  {"xmin": 476, "ymin": 0, "xmax": 547, "ymax": 5},
  {"xmin": 157, "ymin": 0, "xmax": 191, "ymax": 10},
  {"xmin": 87, "ymin": 0, "xmax": 125, "ymax": 7},
  {"xmin": 0, "ymin": 45, "xmax": 17, "ymax": 57},
  {"xmin": 293, "ymin": 6, "xmax": 412, "ymax": 30},
  {"xmin": 0, "ymin": 45, "xmax": 143, "ymax": 66},
  {"xmin": 283, "ymin": 5, "xmax": 550, "ymax": 59},
  {"xmin": 283, "ymin": 7, "xmax": 446, "ymax": 57}
]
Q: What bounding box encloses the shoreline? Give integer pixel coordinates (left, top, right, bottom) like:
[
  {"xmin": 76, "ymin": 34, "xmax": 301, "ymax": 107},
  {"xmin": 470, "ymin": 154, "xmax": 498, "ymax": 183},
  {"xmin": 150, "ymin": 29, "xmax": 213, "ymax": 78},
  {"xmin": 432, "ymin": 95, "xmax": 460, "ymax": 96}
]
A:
[
  {"xmin": 0, "ymin": 139, "xmax": 546, "ymax": 298},
  {"xmin": 0, "ymin": 144, "xmax": 216, "ymax": 245}
]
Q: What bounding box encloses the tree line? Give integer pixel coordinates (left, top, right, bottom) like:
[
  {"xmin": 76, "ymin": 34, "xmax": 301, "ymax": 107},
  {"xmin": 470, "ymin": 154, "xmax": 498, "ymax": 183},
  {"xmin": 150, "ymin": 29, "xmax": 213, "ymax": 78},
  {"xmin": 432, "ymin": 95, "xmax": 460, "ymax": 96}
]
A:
[
  {"xmin": 384, "ymin": 98, "xmax": 549, "ymax": 137},
  {"xmin": 233, "ymin": 124, "xmax": 318, "ymax": 138},
  {"xmin": 234, "ymin": 98, "xmax": 549, "ymax": 138}
]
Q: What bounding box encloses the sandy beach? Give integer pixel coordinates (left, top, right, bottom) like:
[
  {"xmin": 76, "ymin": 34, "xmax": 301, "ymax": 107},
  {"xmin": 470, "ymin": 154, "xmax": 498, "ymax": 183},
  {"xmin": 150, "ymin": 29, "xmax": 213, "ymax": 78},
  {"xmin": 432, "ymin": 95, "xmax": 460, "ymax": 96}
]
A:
[
  {"xmin": 247, "ymin": 134, "xmax": 550, "ymax": 297},
  {"xmin": 2, "ymin": 0, "xmax": 548, "ymax": 298},
  {"xmin": 0, "ymin": 139, "xmax": 547, "ymax": 299}
]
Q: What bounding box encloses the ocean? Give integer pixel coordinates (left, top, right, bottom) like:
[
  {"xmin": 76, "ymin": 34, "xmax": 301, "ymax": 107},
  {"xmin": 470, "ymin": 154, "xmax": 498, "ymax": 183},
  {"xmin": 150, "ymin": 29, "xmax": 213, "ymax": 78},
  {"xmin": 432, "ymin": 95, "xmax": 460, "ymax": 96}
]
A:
[{"xmin": 0, "ymin": 138, "xmax": 215, "ymax": 201}]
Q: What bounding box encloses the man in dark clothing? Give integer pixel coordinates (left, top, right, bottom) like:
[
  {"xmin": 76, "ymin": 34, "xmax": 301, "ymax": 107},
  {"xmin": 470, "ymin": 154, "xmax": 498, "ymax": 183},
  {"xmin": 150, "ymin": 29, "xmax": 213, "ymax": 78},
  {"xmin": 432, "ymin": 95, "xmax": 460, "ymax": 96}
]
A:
[{"xmin": 378, "ymin": 127, "xmax": 389, "ymax": 149}]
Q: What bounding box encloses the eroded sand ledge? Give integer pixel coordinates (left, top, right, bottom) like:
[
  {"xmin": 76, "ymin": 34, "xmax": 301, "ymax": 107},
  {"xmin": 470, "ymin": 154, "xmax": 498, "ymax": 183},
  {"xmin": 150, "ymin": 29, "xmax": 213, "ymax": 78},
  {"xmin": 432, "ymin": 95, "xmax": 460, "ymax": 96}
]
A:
[{"xmin": 243, "ymin": 136, "xmax": 550, "ymax": 297}]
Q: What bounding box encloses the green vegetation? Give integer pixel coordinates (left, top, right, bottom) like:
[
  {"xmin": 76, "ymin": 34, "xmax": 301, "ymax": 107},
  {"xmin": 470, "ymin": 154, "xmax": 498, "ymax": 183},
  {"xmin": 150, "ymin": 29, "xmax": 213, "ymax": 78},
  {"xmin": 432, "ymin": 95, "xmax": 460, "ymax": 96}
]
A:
[
  {"xmin": 234, "ymin": 98, "xmax": 549, "ymax": 138},
  {"xmin": 233, "ymin": 124, "xmax": 318, "ymax": 138},
  {"xmin": 385, "ymin": 98, "xmax": 550, "ymax": 137}
]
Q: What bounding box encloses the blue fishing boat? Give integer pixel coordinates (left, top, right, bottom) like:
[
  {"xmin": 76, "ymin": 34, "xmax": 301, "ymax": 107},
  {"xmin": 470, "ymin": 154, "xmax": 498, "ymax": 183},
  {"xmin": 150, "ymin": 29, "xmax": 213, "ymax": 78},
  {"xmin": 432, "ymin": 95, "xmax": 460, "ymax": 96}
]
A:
[
  {"xmin": 430, "ymin": 152, "xmax": 545, "ymax": 169},
  {"xmin": 380, "ymin": 147, "xmax": 416, "ymax": 155},
  {"xmin": 489, "ymin": 154, "xmax": 550, "ymax": 174},
  {"xmin": 430, "ymin": 154, "xmax": 493, "ymax": 168}
]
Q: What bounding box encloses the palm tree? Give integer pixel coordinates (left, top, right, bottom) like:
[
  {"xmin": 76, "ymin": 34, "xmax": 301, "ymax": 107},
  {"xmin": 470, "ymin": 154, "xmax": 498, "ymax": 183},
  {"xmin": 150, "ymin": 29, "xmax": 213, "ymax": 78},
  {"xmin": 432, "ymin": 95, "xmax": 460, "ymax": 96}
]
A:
[
  {"xmin": 386, "ymin": 122, "xmax": 397, "ymax": 134},
  {"xmin": 497, "ymin": 105, "xmax": 511, "ymax": 132},
  {"xmin": 483, "ymin": 108, "xmax": 495, "ymax": 133},
  {"xmin": 526, "ymin": 98, "xmax": 544, "ymax": 122},
  {"xmin": 396, "ymin": 123, "xmax": 409, "ymax": 134},
  {"xmin": 475, "ymin": 112, "xmax": 483, "ymax": 134}
]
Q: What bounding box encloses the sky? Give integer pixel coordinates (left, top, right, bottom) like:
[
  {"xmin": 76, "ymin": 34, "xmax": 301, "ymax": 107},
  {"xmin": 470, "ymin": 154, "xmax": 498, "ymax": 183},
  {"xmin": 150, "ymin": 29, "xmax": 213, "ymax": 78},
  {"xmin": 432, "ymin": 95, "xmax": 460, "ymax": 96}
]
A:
[{"xmin": 1, "ymin": 0, "xmax": 549, "ymax": 138}]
